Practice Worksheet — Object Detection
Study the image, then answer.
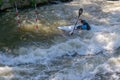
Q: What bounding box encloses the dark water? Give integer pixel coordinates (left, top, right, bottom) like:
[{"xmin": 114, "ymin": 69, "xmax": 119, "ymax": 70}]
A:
[{"xmin": 0, "ymin": 8, "xmax": 68, "ymax": 52}]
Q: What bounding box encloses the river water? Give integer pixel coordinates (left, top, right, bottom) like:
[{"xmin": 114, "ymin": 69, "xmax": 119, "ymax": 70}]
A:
[{"xmin": 0, "ymin": 0, "xmax": 120, "ymax": 80}]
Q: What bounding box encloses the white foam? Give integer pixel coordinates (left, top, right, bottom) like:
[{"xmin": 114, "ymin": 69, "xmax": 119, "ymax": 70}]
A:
[{"xmin": 49, "ymin": 57, "xmax": 120, "ymax": 80}]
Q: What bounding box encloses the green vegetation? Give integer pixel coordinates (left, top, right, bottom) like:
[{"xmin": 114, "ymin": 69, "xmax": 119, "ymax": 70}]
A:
[
  {"xmin": 0, "ymin": 0, "xmax": 3, "ymax": 7},
  {"xmin": 30, "ymin": 0, "xmax": 36, "ymax": 7}
]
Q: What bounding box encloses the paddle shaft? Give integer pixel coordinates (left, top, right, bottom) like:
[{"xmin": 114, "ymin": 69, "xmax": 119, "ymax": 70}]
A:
[
  {"xmin": 70, "ymin": 8, "xmax": 83, "ymax": 35},
  {"xmin": 72, "ymin": 15, "xmax": 80, "ymax": 32}
]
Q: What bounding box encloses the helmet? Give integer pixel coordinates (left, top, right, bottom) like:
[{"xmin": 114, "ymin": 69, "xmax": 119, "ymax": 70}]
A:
[{"xmin": 81, "ymin": 20, "xmax": 86, "ymax": 24}]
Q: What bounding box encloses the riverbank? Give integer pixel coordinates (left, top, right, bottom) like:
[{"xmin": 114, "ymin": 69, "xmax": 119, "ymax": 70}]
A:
[{"xmin": 0, "ymin": 0, "xmax": 72, "ymax": 12}]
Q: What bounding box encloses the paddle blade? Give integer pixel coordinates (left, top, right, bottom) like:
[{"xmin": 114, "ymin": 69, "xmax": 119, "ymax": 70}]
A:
[
  {"xmin": 69, "ymin": 31, "xmax": 73, "ymax": 35},
  {"xmin": 79, "ymin": 8, "xmax": 83, "ymax": 16}
]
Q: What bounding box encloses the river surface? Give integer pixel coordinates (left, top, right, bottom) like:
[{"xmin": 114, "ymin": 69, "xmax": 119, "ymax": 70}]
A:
[{"xmin": 0, "ymin": 0, "xmax": 120, "ymax": 80}]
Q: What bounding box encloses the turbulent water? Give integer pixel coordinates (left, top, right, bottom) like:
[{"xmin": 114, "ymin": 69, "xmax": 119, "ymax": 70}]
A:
[{"xmin": 0, "ymin": 0, "xmax": 120, "ymax": 80}]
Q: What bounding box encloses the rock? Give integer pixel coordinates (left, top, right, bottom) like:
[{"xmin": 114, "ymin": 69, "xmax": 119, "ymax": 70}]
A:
[{"xmin": 0, "ymin": 2, "xmax": 11, "ymax": 10}]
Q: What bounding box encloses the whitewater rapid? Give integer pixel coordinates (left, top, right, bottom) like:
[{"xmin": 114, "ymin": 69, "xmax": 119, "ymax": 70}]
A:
[
  {"xmin": 0, "ymin": 24, "xmax": 120, "ymax": 80},
  {"xmin": 1, "ymin": 0, "xmax": 120, "ymax": 79}
]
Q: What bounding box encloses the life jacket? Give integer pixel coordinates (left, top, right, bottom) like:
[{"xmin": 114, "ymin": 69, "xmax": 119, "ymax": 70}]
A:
[{"xmin": 86, "ymin": 23, "xmax": 91, "ymax": 30}]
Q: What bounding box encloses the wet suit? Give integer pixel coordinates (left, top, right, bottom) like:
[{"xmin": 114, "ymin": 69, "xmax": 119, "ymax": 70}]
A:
[{"xmin": 76, "ymin": 20, "xmax": 91, "ymax": 30}]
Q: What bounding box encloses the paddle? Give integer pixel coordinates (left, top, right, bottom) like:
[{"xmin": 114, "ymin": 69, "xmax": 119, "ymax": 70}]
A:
[{"xmin": 70, "ymin": 8, "xmax": 83, "ymax": 35}]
